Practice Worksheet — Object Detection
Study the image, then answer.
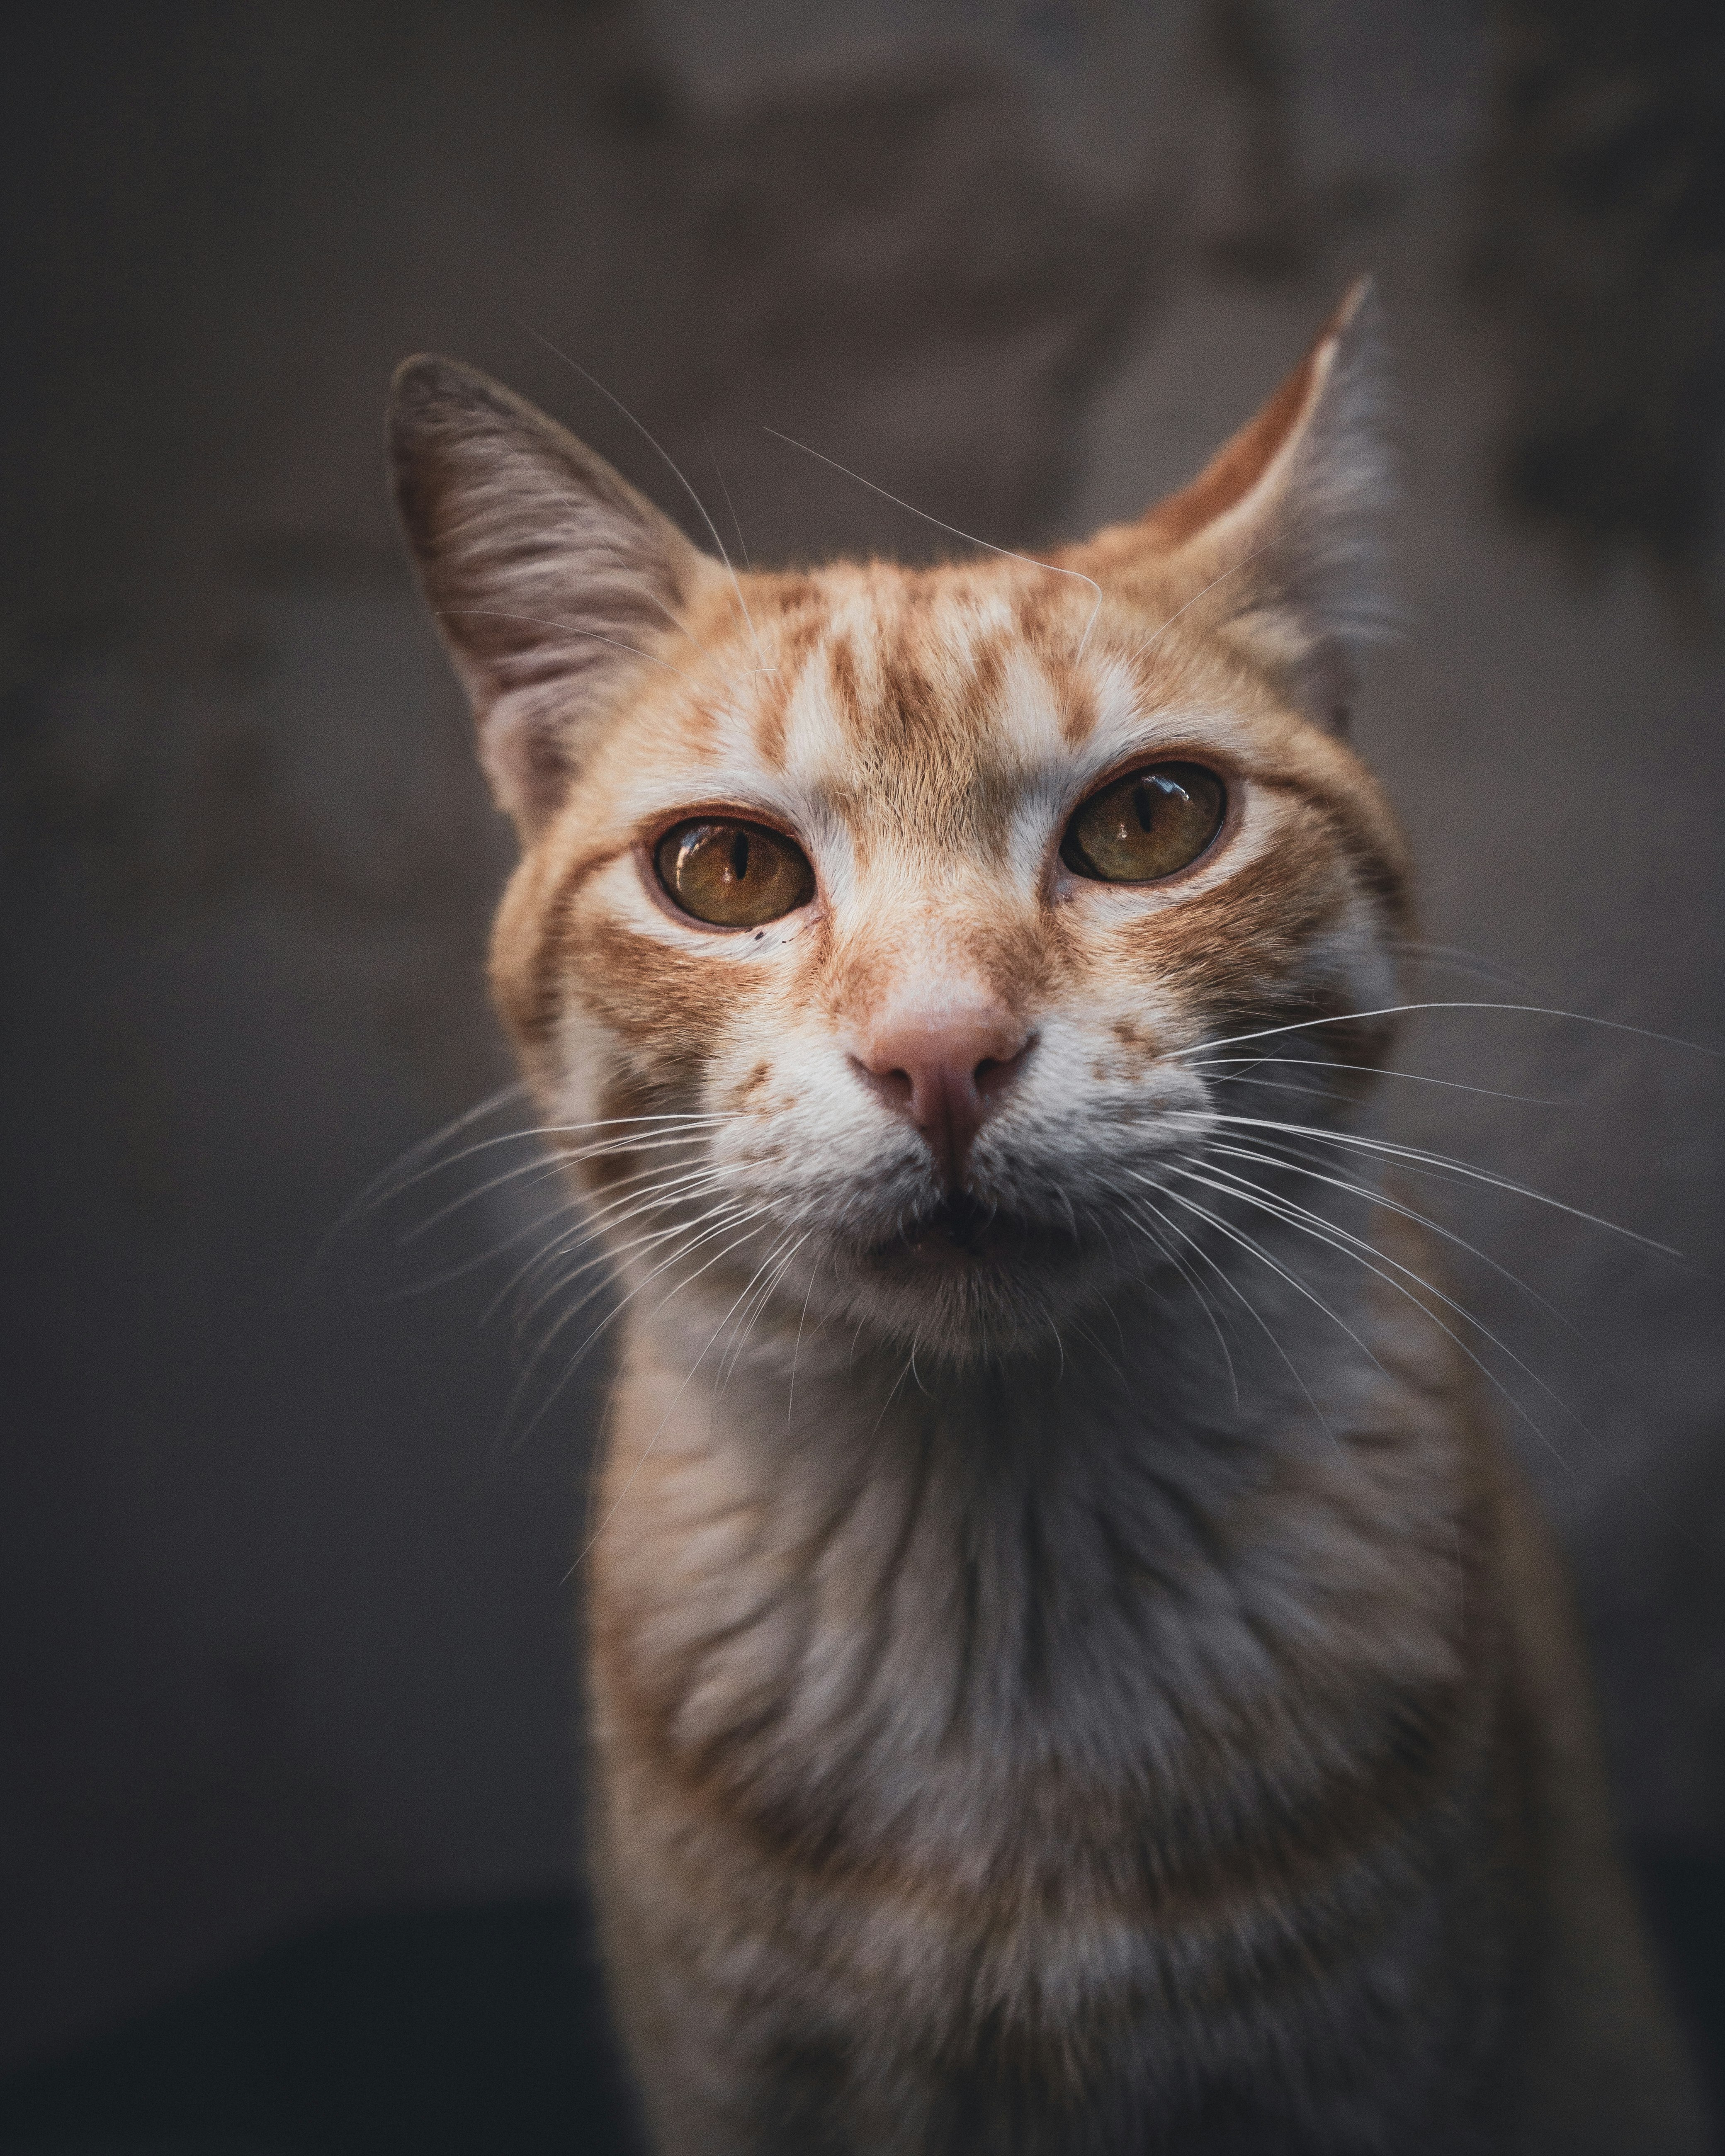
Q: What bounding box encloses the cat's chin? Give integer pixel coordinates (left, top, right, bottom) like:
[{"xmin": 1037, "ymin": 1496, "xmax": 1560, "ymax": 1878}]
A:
[{"xmin": 821, "ymin": 1195, "xmax": 1104, "ymax": 1357}]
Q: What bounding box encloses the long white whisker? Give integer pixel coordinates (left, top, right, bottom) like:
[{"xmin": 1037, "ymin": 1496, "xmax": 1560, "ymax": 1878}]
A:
[
  {"xmin": 365, "ymin": 1182, "xmax": 605, "ymax": 1305},
  {"xmin": 501, "ymin": 1178, "xmax": 741, "ymax": 1337},
  {"xmin": 1190, "ymin": 1056, "xmax": 1569, "ymax": 1107},
  {"xmin": 522, "ymin": 1214, "xmax": 760, "ymax": 1452},
  {"xmin": 521, "ymin": 323, "xmax": 765, "ymax": 666},
  {"xmin": 715, "ymin": 1233, "xmax": 811, "ymax": 1416},
  {"xmin": 366, "ymin": 1114, "xmax": 731, "ymax": 1221},
  {"xmin": 501, "ymin": 1178, "xmax": 746, "ymax": 1343},
  {"xmin": 1187, "ymin": 1153, "xmax": 1581, "ymax": 1411},
  {"xmin": 1205, "ymin": 1135, "xmax": 1590, "ymax": 1349},
  {"xmin": 1135, "ymin": 1186, "xmax": 1349, "ymax": 1453},
  {"xmin": 1132, "ymin": 530, "xmax": 1290, "ymax": 658},
  {"xmin": 1156, "ymin": 1160, "xmax": 1577, "ymax": 1463},
  {"xmin": 508, "ymin": 1201, "xmax": 775, "ymax": 1443},
  {"xmin": 312, "ymin": 1082, "xmax": 532, "ymax": 1270},
  {"xmin": 762, "ymin": 426, "xmax": 1106, "ymax": 655},
  {"xmin": 1199, "ymin": 1112, "xmax": 1684, "ymax": 1258},
  {"xmin": 703, "ymin": 422, "xmax": 757, "ymax": 582},
  {"xmin": 787, "ymin": 1249, "xmax": 825, "ymax": 1427},
  {"xmin": 1120, "ymin": 1196, "xmax": 1242, "ymax": 1408},
  {"xmin": 1391, "ymin": 940, "xmax": 1540, "ymax": 992},
  {"xmin": 1173, "ymin": 1000, "xmax": 1723, "ymax": 1063},
  {"xmin": 717, "ymin": 1232, "xmax": 807, "ymax": 1392},
  {"xmin": 399, "ymin": 1146, "xmax": 606, "ymax": 1246},
  {"xmin": 565, "ymin": 1225, "xmax": 801, "ymax": 1568}
]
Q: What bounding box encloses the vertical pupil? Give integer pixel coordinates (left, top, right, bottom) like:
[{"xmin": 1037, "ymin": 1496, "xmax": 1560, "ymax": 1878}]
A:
[
  {"xmin": 730, "ymin": 829, "xmax": 750, "ymax": 881},
  {"xmin": 1133, "ymin": 780, "xmax": 1159, "ymax": 833}
]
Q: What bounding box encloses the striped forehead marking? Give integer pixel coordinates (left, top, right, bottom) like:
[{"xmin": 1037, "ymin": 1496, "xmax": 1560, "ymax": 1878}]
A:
[{"xmin": 750, "ymin": 571, "xmax": 1107, "ymax": 798}]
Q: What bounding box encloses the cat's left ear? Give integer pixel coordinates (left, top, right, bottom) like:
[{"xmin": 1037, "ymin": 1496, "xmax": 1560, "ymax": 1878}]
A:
[
  {"xmin": 1068, "ymin": 279, "xmax": 1392, "ymax": 733},
  {"xmin": 388, "ymin": 356, "xmax": 709, "ymax": 836}
]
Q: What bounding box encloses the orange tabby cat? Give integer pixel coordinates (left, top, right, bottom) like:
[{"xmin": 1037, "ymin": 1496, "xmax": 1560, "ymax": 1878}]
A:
[{"xmin": 388, "ymin": 286, "xmax": 1710, "ymax": 2154}]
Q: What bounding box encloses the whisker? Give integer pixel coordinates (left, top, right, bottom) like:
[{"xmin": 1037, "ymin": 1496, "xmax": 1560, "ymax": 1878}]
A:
[
  {"xmin": 534, "ymin": 1215, "xmax": 765, "ymax": 1458},
  {"xmin": 1198, "ymin": 1112, "xmax": 1685, "ymax": 1258},
  {"xmin": 1133, "ymin": 1186, "xmax": 1348, "ymax": 1454},
  {"xmin": 1190, "ymin": 1057, "xmax": 1570, "ymax": 1107},
  {"xmin": 1190, "ymin": 1151, "xmax": 1578, "ymax": 1399},
  {"xmin": 521, "ymin": 323, "xmax": 766, "ymax": 668},
  {"xmin": 787, "ymin": 1248, "xmax": 824, "ymax": 1428},
  {"xmin": 762, "ymin": 426, "xmax": 1106, "ymax": 656},
  {"xmin": 1205, "ymin": 1134, "xmax": 1590, "ymax": 1348},
  {"xmin": 703, "ymin": 423, "xmax": 756, "ymax": 579},
  {"xmin": 715, "ymin": 1232, "xmax": 811, "ymax": 1410},
  {"xmin": 500, "ymin": 1176, "xmax": 741, "ymax": 1338},
  {"xmin": 507, "ymin": 1200, "xmax": 775, "ymax": 1446},
  {"xmin": 719, "ymin": 1232, "xmax": 807, "ymax": 1390},
  {"xmin": 361, "ymin": 1185, "xmax": 599, "ymax": 1305},
  {"xmin": 1155, "ymin": 1160, "xmax": 1577, "ymax": 1464},
  {"xmin": 565, "ymin": 1224, "xmax": 802, "ymax": 1568},
  {"xmin": 1390, "ymin": 940, "xmax": 1540, "ymax": 992},
  {"xmin": 1172, "ymin": 1000, "xmax": 1724, "ymax": 1063},
  {"xmin": 311, "ymin": 1081, "xmax": 531, "ymax": 1271},
  {"xmin": 397, "ymin": 1147, "xmax": 593, "ymax": 1247},
  {"xmin": 493, "ymin": 1165, "xmax": 741, "ymax": 1322},
  {"xmin": 420, "ymin": 1126, "xmax": 729, "ymax": 1244},
  {"xmin": 362, "ymin": 1113, "xmax": 731, "ymax": 1222},
  {"xmin": 1132, "ymin": 529, "xmax": 1290, "ymax": 660},
  {"xmin": 1120, "ymin": 1196, "xmax": 1242, "ymax": 1408}
]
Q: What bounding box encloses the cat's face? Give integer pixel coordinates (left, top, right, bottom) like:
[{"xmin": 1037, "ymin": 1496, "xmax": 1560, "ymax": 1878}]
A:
[{"xmin": 392, "ymin": 285, "xmax": 1407, "ymax": 1357}]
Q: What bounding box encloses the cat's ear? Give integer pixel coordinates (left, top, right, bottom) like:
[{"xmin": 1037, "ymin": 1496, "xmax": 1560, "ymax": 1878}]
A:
[
  {"xmin": 1071, "ymin": 279, "xmax": 1391, "ymax": 732},
  {"xmin": 388, "ymin": 356, "xmax": 706, "ymax": 834}
]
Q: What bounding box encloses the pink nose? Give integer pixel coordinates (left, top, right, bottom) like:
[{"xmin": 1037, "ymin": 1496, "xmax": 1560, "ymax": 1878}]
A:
[{"xmin": 854, "ymin": 1012, "xmax": 1035, "ymax": 1190}]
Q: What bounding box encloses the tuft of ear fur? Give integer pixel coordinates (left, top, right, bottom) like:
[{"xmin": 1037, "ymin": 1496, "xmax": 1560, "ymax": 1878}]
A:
[
  {"xmin": 1069, "ymin": 279, "xmax": 1392, "ymax": 732},
  {"xmin": 387, "ymin": 357, "xmax": 705, "ymax": 833}
]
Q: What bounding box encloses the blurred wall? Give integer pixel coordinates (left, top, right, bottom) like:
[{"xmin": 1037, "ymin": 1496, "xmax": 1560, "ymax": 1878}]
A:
[{"xmin": 2, "ymin": 0, "xmax": 1721, "ymax": 2075}]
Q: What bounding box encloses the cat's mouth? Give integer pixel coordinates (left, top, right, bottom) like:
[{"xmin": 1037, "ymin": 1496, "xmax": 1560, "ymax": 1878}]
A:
[{"xmin": 862, "ymin": 1193, "xmax": 1058, "ymax": 1272}]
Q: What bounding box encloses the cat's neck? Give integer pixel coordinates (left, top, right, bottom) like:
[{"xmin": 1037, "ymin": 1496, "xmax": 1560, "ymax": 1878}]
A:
[
  {"xmin": 588, "ymin": 1218, "xmax": 1472, "ymax": 1890},
  {"xmin": 597, "ymin": 1209, "xmax": 1463, "ymax": 1736}
]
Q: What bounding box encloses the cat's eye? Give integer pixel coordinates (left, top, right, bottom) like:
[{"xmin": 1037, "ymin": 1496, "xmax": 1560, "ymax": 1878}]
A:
[
  {"xmin": 1060, "ymin": 762, "xmax": 1226, "ymax": 884},
  {"xmin": 654, "ymin": 817, "xmax": 816, "ymax": 928}
]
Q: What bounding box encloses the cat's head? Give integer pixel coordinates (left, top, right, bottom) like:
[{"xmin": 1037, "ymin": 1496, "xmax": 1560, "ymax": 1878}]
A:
[{"xmin": 389, "ymin": 284, "xmax": 1408, "ymax": 1360}]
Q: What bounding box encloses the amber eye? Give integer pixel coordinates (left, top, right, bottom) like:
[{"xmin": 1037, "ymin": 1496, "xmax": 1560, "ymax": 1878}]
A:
[
  {"xmin": 1060, "ymin": 762, "xmax": 1226, "ymax": 884},
  {"xmin": 654, "ymin": 817, "xmax": 816, "ymax": 928}
]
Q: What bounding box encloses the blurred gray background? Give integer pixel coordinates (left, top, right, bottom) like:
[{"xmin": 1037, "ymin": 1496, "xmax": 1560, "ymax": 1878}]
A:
[{"xmin": 2, "ymin": 0, "xmax": 1722, "ymax": 2142}]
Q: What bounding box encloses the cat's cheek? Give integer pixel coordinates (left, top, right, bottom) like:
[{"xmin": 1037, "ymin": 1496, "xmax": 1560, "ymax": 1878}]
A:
[
  {"xmin": 705, "ymin": 1031, "xmax": 912, "ymax": 1192},
  {"xmin": 555, "ymin": 909, "xmax": 748, "ymax": 1066}
]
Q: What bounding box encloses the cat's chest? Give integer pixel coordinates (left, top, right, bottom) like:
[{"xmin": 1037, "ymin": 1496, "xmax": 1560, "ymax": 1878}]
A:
[
  {"xmin": 591, "ymin": 1458, "xmax": 1492, "ymax": 2100},
  {"xmin": 592, "ymin": 1394, "xmax": 1476, "ymax": 1901}
]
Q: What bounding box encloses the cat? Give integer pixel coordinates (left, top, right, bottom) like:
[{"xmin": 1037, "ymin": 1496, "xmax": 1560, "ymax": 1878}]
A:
[{"xmin": 386, "ymin": 284, "xmax": 1711, "ymax": 2154}]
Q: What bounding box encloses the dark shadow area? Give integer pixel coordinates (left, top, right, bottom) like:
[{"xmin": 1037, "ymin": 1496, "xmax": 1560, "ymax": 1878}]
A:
[
  {"xmin": 1470, "ymin": 0, "xmax": 1725, "ymax": 594},
  {"xmin": 1641, "ymin": 1850, "xmax": 1725, "ymax": 2132},
  {"xmin": 0, "ymin": 1896, "xmax": 644, "ymax": 2156}
]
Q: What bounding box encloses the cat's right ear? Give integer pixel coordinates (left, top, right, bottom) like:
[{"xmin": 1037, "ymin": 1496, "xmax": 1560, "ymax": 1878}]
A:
[
  {"xmin": 1064, "ymin": 281, "xmax": 1392, "ymax": 733},
  {"xmin": 387, "ymin": 357, "xmax": 705, "ymax": 836}
]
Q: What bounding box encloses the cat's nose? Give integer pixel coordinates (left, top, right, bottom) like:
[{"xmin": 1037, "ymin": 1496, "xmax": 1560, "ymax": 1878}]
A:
[{"xmin": 854, "ymin": 1012, "xmax": 1035, "ymax": 1190}]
